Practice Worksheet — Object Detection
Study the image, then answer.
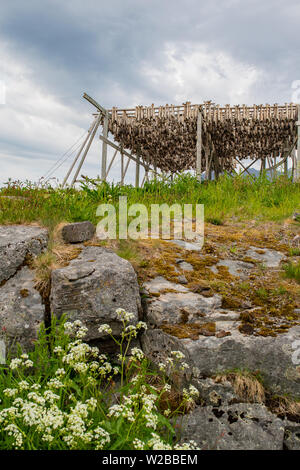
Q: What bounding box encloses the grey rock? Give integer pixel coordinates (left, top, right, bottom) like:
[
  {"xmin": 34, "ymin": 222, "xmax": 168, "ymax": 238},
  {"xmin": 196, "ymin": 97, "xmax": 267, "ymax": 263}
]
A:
[
  {"xmin": 0, "ymin": 266, "xmax": 45, "ymax": 354},
  {"xmin": 146, "ymin": 291, "xmax": 222, "ymax": 326},
  {"xmin": 177, "ymin": 261, "xmax": 194, "ymax": 272},
  {"xmin": 0, "ymin": 225, "xmax": 48, "ymax": 284},
  {"xmin": 141, "ymin": 325, "xmax": 300, "ymax": 397},
  {"xmin": 210, "ymin": 259, "xmax": 254, "ymax": 278},
  {"xmin": 62, "ymin": 221, "xmax": 95, "ymax": 243},
  {"xmin": 245, "ymin": 246, "xmax": 286, "ymax": 268},
  {"xmin": 143, "ymin": 276, "xmax": 189, "ymax": 294},
  {"xmin": 177, "ymin": 275, "xmax": 188, "ymax": 284},
  {"xmin": 166, "ymin": 239, "xmax": 202, "ymax": 251},
  {"xmin": 283, "ymin": 422, "xmax": 300, "ymax": 450},
  {"xmin": 177, "ymin": 404, "xmax": 285, "ymax": 450},
  {"xmin": 50, "ymin": 246, "xmax": 141, "ymax": 341},
  {"xmin": 191, "ymin": 377, "xmax": 238, "ymax": 406},
  {"xmin": 0, "ymin": 340, "xmax": 5, "ymax": 364}
]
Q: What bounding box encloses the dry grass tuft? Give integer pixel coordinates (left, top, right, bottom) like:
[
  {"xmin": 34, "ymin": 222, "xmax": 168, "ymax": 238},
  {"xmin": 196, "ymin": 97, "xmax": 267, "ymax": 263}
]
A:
[{"xmin": 215, "ymin": 370, "xmax": 265, "ymax": 403}]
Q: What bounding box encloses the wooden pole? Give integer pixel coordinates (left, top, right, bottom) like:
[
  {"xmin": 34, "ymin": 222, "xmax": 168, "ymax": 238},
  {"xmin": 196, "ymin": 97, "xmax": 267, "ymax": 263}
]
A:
[
  {"xmin": 196, "ymin": 110, "xmax": 202, "ymax": 181},
  {"xmin": 135, "ymin": 154, "xmax": 140, "ymax": 188},
  {"xmin": 101, "ymin": 113, "xmax": 109, "ymax": 181},
  {"xmin": 62, "ymin": 118, "xmax": 97, "ymax": 187},
  {"xmin": 296, "ymin": 105, "xmax": 300, "ymax": 181},
  {"xmin": 70, "ymin": 114, "xmax": 102, "ymax": 186}
]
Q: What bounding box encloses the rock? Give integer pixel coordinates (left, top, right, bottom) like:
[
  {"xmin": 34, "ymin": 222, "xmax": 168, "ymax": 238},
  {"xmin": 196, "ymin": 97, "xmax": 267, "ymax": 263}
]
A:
[
  {"xmin": 177, "ymin": 261, "xmax": 194, "ymax": 272},
  {"xmin": 0, "ymin": 225, "xmax": 48, "ymax": 284},
  {"xmin": 143, "ymin": 276, "xmax": 189, "ymax": 294},
  {"xmin": 283, "ymin": 422, "xmax": 300, "ymax": 450},
  {"xmin": 245, "ymin": 246, "xmax": 286, "ymax": 268},
  {"xmin": 210, "ymin": 259, "xmax": 254, "ymax": 278},
  {"xmin": 166, "ymin": 239, "xmax": 202, "ymax": 251},
  {"xmin": 141, "ymin": 325, "xmax": 300, "ymax": 397},
  {"xmin": 177, "ymin": 404, "xmax": 285, "ymax": 450},
  {"xmin": 0, "ymin": 339, "xmax": 5, "ymax": 364},
  {"xmin": 62, "ymin": 221, "xmax": 95, "ymax": 243},
  {"xmin": 146, "ymin": 291, "xmax": 222, "ymax": 326},
  {"xmin": 191, "ymin": 377, "xmax": 238, "ymax": 406},
  {"xmin": 50, "ymin": 246, "xmax": 141, "ymax": 341},
  {"xmin": 0, "ymin": 266, "xmax": 45, "ymax": 354},
  {"xmin": 177, "ymin": 275, "xmax": 188, "ymax": 284}
]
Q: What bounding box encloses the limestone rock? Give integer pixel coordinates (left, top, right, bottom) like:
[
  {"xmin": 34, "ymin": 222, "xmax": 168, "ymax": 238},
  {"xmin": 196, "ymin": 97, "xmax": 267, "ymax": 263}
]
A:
[
  {"xmin": 283, "ymin": 422, "xmax": 300, "ymax": 450},
  {"xmin": 0, "ymin": 266, "xmax": 45, "ymax": 354},
  {"xmin": 0, "ymin": 225, "xmax": 48, "ymax": 284},
  {"xmin": 62, "ymin": 221, "xmax": 95, "ymax": 243},
  {"xmin": 177, "ymin": 404, "xmax": 285, "ymax": 450},
  {"xmin": 50, "ymin": 246, "xmax": 141, "ymax": 341},
  {"xmin": 141, "ymin": 325, "xmax": 300, "ymax": 397},
  {"xmin": 245, "ymin": 246, "xmax": 286, "ymax": 268},
  {"xmin": 146, "ymin": 291, "xmax": 222, "ymax": 326}
]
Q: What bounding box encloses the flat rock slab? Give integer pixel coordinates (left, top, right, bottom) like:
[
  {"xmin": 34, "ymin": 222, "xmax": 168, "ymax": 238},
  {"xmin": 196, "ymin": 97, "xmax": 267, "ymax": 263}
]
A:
[
  {"xmin": 245, "ymin": 246, "xmax": 286, "ymax": 268},
  {"xmin": 143, "ymin": 276, "xmax": 189, "ymax": 294},
  {"xmin": 0, "ymin": 225, "xmax": 48, "ymax": 284},
  {"xmin": 141, "ymin": 325, "xmax": 300, "ymax": 397},
  {"xmin": 146, "ymin": 291, "xmax": 222, "ymax": 326},
  {"xmin": 62, "ymin": 221, "xmax": 95, "ymax": 243},
  {"xmin": 50, "ymin": 246, "xmax": 141, "ymax": 341},
  {"xmin": 0, "ymin": 266, "xmax": 45, "ymax": 354},
  {"xmin": 210, "ymin": 259, "xmax": 254, "ymax": 278},
  {"xmin": 178, "ymin": 404, "xmax": 285, "ymax": 450},
  {"xmin": 166, "ymin": 239, "xmax": 202, "ymax": 251}
]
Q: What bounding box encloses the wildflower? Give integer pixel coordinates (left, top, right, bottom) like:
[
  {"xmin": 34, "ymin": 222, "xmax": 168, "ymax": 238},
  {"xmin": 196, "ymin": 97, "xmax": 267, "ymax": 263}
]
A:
[
  {"xmin": 9, "ymin": 358, "xmax": 22, "ymax": 370},
  {"xmin": 131, "ymin": 347, "xmax": 144, "ymax": 361},
  {"xmin": 98, "ymin": 324, "xmax": 112, "ymax": 335},
  {"xmin": 171, "ymin": 350, "xmax": 185, "ymax": 360},
  {"xmin": 3, "ymin": 388, "xmax": 18, "ymax": 398},
  {"xmin": 133, "ymin": 438, "xmax": 145, "ymax": 450}
]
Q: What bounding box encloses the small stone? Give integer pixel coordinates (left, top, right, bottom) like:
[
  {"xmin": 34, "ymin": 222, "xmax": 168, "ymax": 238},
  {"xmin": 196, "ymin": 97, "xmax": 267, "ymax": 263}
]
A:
[
  {"xmin": 177, "ymin": 275, "xmax": 188, "ymax": 284},
  {"xmin": 62, "ymin": 221, "xmax": 95, "ymax": 243},
  {"xmin": 216, "ymin": 330, "xmax": 232, "ymax": 338}
]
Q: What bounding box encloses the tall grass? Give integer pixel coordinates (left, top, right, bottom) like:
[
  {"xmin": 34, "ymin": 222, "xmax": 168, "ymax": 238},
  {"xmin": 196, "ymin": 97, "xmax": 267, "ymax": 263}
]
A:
[{"xmin": 0, "ymin": 173, "xmax": 299, "ymax": 231}]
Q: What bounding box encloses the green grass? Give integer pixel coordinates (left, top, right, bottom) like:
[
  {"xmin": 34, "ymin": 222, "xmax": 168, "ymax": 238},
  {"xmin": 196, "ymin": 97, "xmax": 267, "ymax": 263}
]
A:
[
  {"xmin": 0, "ymin": 173, "xmax": 299, "ymax": 232},
  {"xmin": 283, "ymin": 260, "xmax": 300, "ymax": 283}
]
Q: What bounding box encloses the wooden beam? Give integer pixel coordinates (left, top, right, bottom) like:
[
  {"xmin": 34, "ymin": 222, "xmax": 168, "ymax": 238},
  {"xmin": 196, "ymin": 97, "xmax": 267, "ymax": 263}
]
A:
[
  {"xmin": 105, "ymin": 149, "xmax": 118, "ymax": 179},
  {"xmin": 101, "ymin": 113, "xmax": 109, "ymax": 181},
  {"xmin": 83, "ymin": 93, "xmax": 111, "ymax": 117},
  {"xmin": 135, "ymin": 154, "xmax": 140, "ymax": 188},
  {"xmin": 70, "ymin": 113, "xmax": 102, "ymax": 186},
  {"xmin": 196, "ymin": 110, "xmax": 202, "ymax": 181},
  {"xmin": 62, "ymin": 117, "xmax": 97, "ymax": 187},
  {"xmin": 296, "ymin": 105, "xmax": 300, "ymax": 181},
  {"xmin": 99, "ymin": 135, "xmax": 147, "ymax": 169}
]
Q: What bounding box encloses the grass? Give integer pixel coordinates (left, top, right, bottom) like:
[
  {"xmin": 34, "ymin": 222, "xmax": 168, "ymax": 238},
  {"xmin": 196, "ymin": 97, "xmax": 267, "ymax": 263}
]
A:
[
  {"xmin": 0, "ymin": 173, "xmax": 299, "ymax": 233},
  {"xmin": 283, "ymin": 260, "xmax": 300, "ymax": 283}
]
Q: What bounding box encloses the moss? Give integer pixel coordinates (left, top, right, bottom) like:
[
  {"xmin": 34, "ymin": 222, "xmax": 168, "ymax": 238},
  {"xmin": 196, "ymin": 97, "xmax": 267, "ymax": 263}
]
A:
[
  {"xmin": 160, "ymin": 321, "xmax": 216, "ymax": 340},
  {"xmin": 20, "ymin": 289, "xmax": 29, "ymax": 298}
]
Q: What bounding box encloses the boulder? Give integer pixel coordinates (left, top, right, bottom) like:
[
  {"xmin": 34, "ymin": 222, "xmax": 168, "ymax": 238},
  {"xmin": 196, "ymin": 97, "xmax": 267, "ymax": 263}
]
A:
[
  {"xmin": 0, "ymin": 266, "xmax": 45, "ymax": 355},
  {"xmin": 283, "ymin": 422, "xmax": 300, "ymax": 450},
  {"xmin": 0, "ymin": 225, "xmax": 48, "ymax": 284},
  {"xmin": 50, "ymin": 246, "xmax": 141, "ymax": 341},
  {"xmin": 141, "ymin": 325, "xmax": 300, "ymax": 397},
  {"xmin": 62, "ymin": 221, "xmax": 95, "ymax": 243},
  {"xmin": 177, "ymin": 404, "xmax": 285, "ymax": 450}
]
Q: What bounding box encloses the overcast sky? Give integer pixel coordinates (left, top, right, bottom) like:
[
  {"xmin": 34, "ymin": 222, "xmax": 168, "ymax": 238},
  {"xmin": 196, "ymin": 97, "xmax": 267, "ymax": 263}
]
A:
[{"xmin": 0, "ymin": 0, "xmax": 299, "ymax": 185}]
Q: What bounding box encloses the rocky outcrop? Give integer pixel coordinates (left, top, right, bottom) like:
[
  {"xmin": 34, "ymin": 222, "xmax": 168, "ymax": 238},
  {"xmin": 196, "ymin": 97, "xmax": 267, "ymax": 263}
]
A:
[
  {"xmin": 0, "ymin": 225, "xmax": 48, "ymax": 284},
  {"xmin": 177, "ymin": 404, "xmax": 285, "ymax": 450},
  {"xmin": 62, "ymin": 221, "xmax": 95, "ymax": 244},
  {"xmin": 50, "ymin": 246, "xmax": 141, "ymax": 341},
  {"xmin": 141, "ymin": 326, "xmax": 300, "ymax": 397},
  {"xmin": 0, "ymin": 266, "xmax": 45, "ymax": 354},
  {"xmin": 0, "ymin": 225, "xmax": 48, "ymax": 356}
]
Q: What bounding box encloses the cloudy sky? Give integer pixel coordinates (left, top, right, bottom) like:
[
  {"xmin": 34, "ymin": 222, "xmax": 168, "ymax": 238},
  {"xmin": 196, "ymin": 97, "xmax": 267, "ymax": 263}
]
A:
[{"xmin": 0, "ymin": 0, "xmax": 299, "ymax": 185}]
